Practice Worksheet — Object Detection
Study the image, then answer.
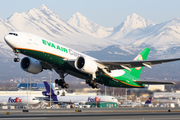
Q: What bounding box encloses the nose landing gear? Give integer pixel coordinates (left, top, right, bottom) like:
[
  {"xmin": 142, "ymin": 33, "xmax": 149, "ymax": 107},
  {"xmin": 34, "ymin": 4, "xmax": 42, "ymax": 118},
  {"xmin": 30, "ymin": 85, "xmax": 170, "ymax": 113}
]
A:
[
  {"xmin": 14, "ymin": 58, "xmax": 20, "ymax": 62},
  {"xmin": 13, "ymin": 51, "xmax": 20, "ymax": 62}
]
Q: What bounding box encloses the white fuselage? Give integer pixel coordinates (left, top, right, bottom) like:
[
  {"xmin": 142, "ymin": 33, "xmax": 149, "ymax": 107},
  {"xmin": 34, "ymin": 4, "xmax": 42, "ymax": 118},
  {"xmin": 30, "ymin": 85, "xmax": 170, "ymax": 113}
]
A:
[
  {"xmin": 4, "ymin": 31, "xmax": 126, "ymax": 79},
  {"xmin": 56, "ymin": 95, "xmax": 118, "ymax": 103},
  {"xmin": 4, "ymin": 31, "xmax": 95, "ymax": 60},
  {"xmin": 0, "ymin": 96, "xmax": 39, "ymax": 106}
]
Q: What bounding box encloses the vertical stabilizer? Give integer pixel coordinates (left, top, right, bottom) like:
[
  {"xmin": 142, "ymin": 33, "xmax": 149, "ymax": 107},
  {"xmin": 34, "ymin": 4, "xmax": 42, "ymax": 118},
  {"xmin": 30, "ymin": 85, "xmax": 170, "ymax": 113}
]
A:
[
  {"xmin": 145, "ymin": 97, "xmax": 152, "ymax": 104},
  {"xmin": 43, "ymin": 81, "xmax": 58, "ymax": 103},
  {"xmin": 43, "ymin": 81, "xmax": 55, "ymax": 96},
  {"xmin": 126, "ymin": 47, "xmax": 150, "ymax": 79}
]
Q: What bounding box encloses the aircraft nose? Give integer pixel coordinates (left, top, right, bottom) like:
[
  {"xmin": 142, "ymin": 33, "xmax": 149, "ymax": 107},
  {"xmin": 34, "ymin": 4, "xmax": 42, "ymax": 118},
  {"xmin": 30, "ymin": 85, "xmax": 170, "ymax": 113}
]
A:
[
  {"xmin": 4, "ymin": 35, "xmax": 9, "ymax": 42},
  {"xmin": 4, "ymin": 35, "xmax": 17, "ymax": 47}
]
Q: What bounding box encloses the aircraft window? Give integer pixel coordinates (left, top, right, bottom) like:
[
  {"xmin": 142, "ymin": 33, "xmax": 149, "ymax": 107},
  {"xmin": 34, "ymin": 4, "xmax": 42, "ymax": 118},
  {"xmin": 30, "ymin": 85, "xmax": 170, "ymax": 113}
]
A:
[
  {"xmin": 9, "ymin": 33, "xmax": 18, "ymax": 36},
  {"xmin": 33, "ymin": 98, "xmax": 37, "ymax": 100}
]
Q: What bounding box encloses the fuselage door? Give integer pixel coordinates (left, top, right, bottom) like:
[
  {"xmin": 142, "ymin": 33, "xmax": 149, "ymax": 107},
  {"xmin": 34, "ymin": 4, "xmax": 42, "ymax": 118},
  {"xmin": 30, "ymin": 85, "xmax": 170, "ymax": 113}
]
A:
[{"xmin": 27, "ymin": 35, "xmax": 32, "ymax": 45}]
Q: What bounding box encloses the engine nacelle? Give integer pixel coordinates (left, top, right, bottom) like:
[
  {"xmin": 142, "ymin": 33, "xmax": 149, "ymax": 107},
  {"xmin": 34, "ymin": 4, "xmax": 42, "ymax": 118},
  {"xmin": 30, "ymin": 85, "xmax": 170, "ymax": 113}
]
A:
[
  {"xmin": 54, "ymin": 90, "xmax": 60, "ymax": 96},
  {"xmin": 21, "ymin": 57, "xmax": 42, "ymax": 74},
  {"xmin": 75, "ymin": 57, "xmax": 97, "ymax": 74}
]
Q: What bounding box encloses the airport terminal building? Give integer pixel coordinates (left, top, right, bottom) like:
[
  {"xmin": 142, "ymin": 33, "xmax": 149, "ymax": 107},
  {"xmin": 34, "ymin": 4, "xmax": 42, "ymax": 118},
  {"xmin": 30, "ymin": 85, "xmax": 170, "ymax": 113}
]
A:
[{"xmin": 17, "ymin": 83, "xmax": 55, "ymax": 90}]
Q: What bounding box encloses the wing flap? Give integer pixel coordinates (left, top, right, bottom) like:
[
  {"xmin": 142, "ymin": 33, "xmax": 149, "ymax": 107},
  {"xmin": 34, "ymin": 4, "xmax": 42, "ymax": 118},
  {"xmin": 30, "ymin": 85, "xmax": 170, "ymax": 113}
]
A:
[
  {"xmin": 97, "ymin": 58, "xmax": 180, "ymax": 70},
  {"xmin": 133, "ymin": 80, "xmax": 176, "ymax": 85}
]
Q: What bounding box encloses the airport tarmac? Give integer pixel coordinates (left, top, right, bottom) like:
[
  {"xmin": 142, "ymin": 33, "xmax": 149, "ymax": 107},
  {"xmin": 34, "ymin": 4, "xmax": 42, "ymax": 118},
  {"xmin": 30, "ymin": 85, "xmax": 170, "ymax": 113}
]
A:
[
  {"xmin": 0, "ymin": 107, "xmax": 180, "ymax": 120},
  {"xmin": 0, "ymin": 107, "xmax": 179, "ymax": 113},
  {"xmin": 0, "ymin": 112, "xmax": 180, "ymax": 120}
]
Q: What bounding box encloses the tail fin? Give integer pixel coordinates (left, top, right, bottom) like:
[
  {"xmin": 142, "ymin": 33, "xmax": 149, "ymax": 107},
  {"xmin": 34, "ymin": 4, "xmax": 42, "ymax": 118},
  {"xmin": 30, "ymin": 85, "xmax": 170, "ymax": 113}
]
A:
[
  {"xmin": 42, "ymin": 81, "xmax": 58, "ymax": 103},
  {"xmin": 145, "ymin": 97, "xmax": 152, "ymax": 104},
  {"xmin": 43, "ymin": 81, "xmax": 55, "ymax": 96},
  {"xmin": 128, "ymin": 47, "xmax": 150, "ymax": 78}
]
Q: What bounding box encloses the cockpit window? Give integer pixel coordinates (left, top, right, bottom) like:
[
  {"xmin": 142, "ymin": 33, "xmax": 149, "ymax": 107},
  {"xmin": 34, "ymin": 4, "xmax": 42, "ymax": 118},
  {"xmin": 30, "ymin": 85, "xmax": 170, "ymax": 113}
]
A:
[{"xmin": 9, "ymin": 33, "xmax": 18, "ymax": 36}]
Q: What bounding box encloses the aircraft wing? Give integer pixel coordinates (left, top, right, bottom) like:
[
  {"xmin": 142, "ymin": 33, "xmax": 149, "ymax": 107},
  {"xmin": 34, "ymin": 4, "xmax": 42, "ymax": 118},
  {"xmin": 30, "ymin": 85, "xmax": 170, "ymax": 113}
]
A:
[
  {"xmin": 133, "ymin": 80, "xmax": 176, "ymax": 85},
  {"xmin": 97, "ymin": 58, "xmax": 180, "ymax": 71},
  {"xmin": 40, "ymin": 62, "xmax": 52, "ymax": 70}
]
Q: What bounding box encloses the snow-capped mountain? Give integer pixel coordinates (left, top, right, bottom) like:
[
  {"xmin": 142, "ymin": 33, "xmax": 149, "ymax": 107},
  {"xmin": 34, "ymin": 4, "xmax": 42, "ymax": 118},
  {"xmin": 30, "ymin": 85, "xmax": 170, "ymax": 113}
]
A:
[
  {"xmin": 108, "ymin": 13, "xmax": 155, "ymax": 43},
  {"xmin": 67, "ymin": 12, "xmax": 113, "ymax": 38},
  {"xmin": 0, "ymin": 4, "xmax": 180, "ymax": 58},
  {"xmin": 0, "ymin": 4, "xmax": 118, "ymax": 52},
  {"xmin": 132, "ymin": 18, "xmax": 180, "ymax": 51}
]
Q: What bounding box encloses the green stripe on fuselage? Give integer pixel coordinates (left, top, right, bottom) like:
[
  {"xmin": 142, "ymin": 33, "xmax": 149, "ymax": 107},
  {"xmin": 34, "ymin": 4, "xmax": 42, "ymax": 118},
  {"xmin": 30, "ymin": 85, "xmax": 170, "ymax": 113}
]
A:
[{"xmin": 97, "ymin": 74, "xmax": 144, "ymax": 88}]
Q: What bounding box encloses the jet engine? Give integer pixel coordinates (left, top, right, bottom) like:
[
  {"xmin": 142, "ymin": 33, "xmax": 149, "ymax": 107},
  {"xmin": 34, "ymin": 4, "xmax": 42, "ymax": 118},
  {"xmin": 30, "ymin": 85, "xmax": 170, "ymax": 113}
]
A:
[
  {"xmin": 54, "ymin": 90, "xmax": 60, "ymax": 96},
  {"xmin": 75, "ymin": 57, "xmax": 97, "ymax": 74},
  {"xmin": 21, "ymin": 57, "xmax": 42, "ymax": 74}
]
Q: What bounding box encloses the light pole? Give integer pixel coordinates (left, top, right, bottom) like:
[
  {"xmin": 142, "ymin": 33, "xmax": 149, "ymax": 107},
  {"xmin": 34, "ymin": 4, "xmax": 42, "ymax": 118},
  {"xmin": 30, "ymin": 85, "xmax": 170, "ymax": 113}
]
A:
[
  {"xmin": 26, "ymin": 75, "xmax": 29, "ymax": 109},
  {"xmin": 126, "ymin": 88, "xmax": 127, "ymax": 105},
  {"xmin": 49, "ymin": 72, "xmax": 52, "ymax": 108},
  {"xmin": 30, "ymin": 74, "xmax": 31, "ymax": 96},
  {"xmin": 113, "ymin": 87, "xmax": 114, "ymax": 96}
]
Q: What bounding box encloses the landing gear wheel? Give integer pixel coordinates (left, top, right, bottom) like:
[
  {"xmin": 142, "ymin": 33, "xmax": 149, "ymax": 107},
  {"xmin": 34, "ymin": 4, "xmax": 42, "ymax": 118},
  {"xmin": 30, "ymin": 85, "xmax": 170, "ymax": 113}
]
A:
[
  {"xmin": 89, "ymin": 80, "xmax": 93, "ymax": 86},
  {"xmin": 55, "ymin": 79, "xmax": 59, "ymax": 84},
  {"xmin": 65, "ymin": 84, "xmax": 69, "ymax": 89},
  {"xmin": 13, "ymin": 51, "xmax": 20, "ymax": 62},
  {"xmin": 61, "ymin": 85, "xmax": 65, "ymax": 88},
  {"xmin": 62, "ymin": 82, "xmax": 66, "ymax": 87},
  {"xmin": 96, "ymin": 84, "xmax": 100, "ymax": 89},
  {"xmin": 92, "ymin": 82, "xmax": 97, "ymax": 87},
  {"xmin": 92, "ymin": 85, "xmax": 96, "ymax": 89},
  {"xmin": 14, "ymin": 58, "xmax": 20, "ymax": 62},
  {"xmin": 86, "ymin": 79, "xmax": 89, "ymax": 84},
  {"xmin": 58, "ymin": 82, "xmax": 61, "ymax": 86}
]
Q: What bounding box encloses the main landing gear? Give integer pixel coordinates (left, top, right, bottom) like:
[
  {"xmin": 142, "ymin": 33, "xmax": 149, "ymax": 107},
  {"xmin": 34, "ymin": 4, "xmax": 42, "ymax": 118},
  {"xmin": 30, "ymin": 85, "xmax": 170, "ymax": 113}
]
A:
[
  {"xmin": 14, "ymin": 52, "xmax": 20, "ymax": 62},
  {"xmin": 55, "ymin": 79, "xmax": 69, "ymax": 89},
  {"xmin": 86, "ymin": 79, "xmax": 99, "ymax": 89},
  {"xmin": 55, "ymin": 72, "xmax": 69, "ymax": 89}
]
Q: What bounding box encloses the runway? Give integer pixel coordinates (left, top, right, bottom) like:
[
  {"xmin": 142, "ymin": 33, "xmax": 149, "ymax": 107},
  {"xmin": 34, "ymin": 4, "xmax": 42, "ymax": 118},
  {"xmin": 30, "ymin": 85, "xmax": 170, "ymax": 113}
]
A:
[
  {"xmin": 0, "ymin": 112, "xmax": 180, "ymax": 120},
  {"xmin": 0, "ymin": 107, "xmax": 180, "ymax": 120}
]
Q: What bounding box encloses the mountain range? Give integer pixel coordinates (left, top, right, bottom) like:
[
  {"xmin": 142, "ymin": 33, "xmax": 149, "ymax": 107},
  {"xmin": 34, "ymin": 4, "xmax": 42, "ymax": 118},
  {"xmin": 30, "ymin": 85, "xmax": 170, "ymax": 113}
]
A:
[{"xmin": 0, "ymin": 4, "xmax": 180, "ymax": 80}]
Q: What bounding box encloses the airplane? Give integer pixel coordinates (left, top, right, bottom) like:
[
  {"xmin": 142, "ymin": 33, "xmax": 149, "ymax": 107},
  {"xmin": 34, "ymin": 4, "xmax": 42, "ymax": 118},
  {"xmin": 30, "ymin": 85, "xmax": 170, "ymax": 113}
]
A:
[
  {"xmin": 42, "ymin": 81, "xmax": 118, "ymax": 104},
  {"xmin": 145, "ymin": 97, "xmax": 152, "ymax": 104},
  {"xmin": 4, "ymin": 31, "xmax": 179, "ymax": 89},
  {"xmin": 144, "ymin": 97, "xmax": 152, "ymax": 107},
  {"xmin": 0, "ymin": 96, "xmax": 39, "ymax": 106}
]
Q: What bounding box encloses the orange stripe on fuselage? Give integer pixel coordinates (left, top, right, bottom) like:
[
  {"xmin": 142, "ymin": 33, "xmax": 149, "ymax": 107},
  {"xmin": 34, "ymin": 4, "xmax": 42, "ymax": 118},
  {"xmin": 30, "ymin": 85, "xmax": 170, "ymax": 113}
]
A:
[{"xmin": 14, "ymin": 47, "xmax": 69, "ymax": 60}]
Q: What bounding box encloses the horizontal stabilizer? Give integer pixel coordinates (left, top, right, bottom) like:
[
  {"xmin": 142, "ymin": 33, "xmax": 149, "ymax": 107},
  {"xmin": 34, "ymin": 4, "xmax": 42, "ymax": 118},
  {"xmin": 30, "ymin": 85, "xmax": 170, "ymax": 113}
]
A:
[{"xmin": 133, "ymin": 80, "xmax": 176, "ymax": 85}]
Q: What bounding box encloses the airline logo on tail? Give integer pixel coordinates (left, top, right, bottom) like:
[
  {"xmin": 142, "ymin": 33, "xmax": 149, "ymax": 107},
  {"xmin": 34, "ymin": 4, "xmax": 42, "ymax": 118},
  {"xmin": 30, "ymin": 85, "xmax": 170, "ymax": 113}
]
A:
[
  {"xmin": 8, "ymin": 97, "xmax": 22, "ymax": 103},
  {"xmin": 42, "ymin": 81, "xmax": 56, "ymax": 96},
  {"xmin": 88, "ymin": 97, "xmax": 101, "ymax": 102},
  {"xmin": 145, "ymin": 97, "xmax": 152, "ymax": 104},
  {"xmin": 134, "ymin": 54, "xmax": 143, "ymax": 70},
  {"xmin": 42, "ymin": 81, "xmax": 58, "ymax": 103}
]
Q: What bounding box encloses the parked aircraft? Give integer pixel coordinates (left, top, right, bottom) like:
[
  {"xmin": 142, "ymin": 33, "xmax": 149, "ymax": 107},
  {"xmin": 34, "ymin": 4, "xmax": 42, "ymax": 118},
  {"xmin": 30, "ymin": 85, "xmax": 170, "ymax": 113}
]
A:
[
  {"xmin": 0, "ymin": 96, "xmax": 39, "ymax": 106},
  {"xmin": 4, "ymin": 32, "xmax": 179, "ymax": 89},
  {"xmin": 42, "ymin": 81, "xmax": 118, "ymax": 104},
  {"xmin": 145, "ymin": 97, "xmax": 152, "ymax": 104},
  {"xmin": 144, "ymin": 97, "xmax": 153, "ymax": 107}
]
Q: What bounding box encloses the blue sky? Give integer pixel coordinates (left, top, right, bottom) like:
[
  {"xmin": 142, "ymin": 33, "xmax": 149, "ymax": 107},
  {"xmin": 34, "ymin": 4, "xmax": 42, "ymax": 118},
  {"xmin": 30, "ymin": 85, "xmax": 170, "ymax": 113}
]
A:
[{"xmin": 0, "ymin": 0, "xmax": 179, "ymax": 27}]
